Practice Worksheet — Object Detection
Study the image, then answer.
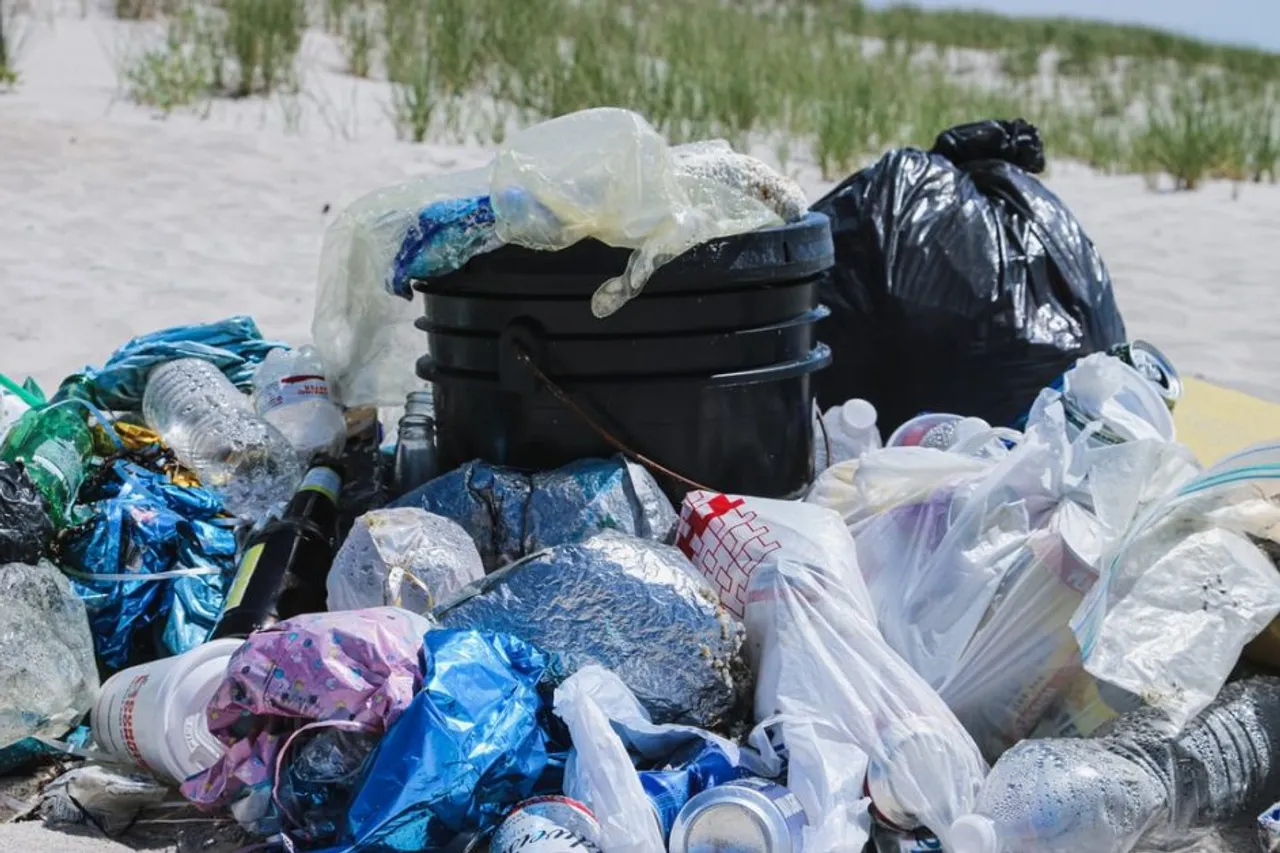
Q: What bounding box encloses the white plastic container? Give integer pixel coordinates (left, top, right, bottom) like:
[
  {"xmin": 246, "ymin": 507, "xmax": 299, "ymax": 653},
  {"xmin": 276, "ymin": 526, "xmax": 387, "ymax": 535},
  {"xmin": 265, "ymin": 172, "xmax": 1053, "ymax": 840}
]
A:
[
  {"xmin": 815, "ymin": 398, "xmax": 882, "ymax": 470},
  {"xmin": 92, "ymin": 638, "xmax": 242, "ymax": 784}
]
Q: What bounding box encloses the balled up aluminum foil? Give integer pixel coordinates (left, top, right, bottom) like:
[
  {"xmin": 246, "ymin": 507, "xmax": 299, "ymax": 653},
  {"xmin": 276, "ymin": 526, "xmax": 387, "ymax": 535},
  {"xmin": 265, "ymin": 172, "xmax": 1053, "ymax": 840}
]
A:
[
  {"xmin": 435, "ymin": 531, "xmax": 747, "ymax": 730},
  {"xmin": 393, "ymin": 455, "xmax": 678, "ymax": 572}
]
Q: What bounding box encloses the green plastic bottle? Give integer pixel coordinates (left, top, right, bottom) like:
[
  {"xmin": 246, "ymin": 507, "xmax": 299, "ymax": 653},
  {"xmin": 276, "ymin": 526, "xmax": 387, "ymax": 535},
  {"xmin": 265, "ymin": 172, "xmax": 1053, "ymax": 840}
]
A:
[{"xmin": 0, "ymin": 404, "xmax": 94, "ymax": 524}]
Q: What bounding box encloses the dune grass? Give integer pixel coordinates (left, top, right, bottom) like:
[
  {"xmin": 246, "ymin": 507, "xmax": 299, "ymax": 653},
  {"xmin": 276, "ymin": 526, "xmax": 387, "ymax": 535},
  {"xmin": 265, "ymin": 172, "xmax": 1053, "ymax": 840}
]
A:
[
  {"xmin": 0, "ymin": 0, "xmax": 19, "ymax": 87},
  {"xmin": 118, "ymin": 0, "xmax": 1280, "ymax": 190}
]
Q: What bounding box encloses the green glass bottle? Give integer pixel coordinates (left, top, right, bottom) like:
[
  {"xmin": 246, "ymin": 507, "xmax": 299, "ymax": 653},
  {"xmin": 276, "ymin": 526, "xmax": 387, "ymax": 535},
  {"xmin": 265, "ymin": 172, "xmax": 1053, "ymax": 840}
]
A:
[{"xmin": 0, "ymin": 405, "xmax": 94, "ymax": 524}]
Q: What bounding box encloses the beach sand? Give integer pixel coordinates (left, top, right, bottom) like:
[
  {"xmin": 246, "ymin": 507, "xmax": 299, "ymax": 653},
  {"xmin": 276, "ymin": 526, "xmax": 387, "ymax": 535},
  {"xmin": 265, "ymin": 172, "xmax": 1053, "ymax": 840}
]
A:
[{"xmin": 1, "ymin": 4, "xmax": 1278, "ymax": 852}]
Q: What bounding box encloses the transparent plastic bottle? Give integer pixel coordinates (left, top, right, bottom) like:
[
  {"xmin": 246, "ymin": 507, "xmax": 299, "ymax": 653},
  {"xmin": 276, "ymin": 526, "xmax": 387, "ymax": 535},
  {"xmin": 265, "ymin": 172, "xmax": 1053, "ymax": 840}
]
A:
[
  {"xmin": 251, "ymin": 346, "xmax": 348, "ymax": 465},
  {"xmin": 951, "ymin": 677, "xmax": 1280, "ymax": 853},
  {"xmin": 143, "ymin": 358, "xmax": 301, "ymax": 520},
  {"xmin": 815, "ymin": 399, "xmax": 882, "ymax": 471}
]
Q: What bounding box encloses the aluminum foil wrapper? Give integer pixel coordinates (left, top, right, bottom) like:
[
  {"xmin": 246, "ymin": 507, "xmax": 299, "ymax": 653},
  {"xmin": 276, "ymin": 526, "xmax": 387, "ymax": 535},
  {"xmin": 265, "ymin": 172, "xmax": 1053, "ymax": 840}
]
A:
[
  {"xmin": 328, "ymin": 507, "xmax": 485, "ymax": 615},
  {"xmin": 393, "ymin": 455, "xmax": 678, "ymax": 571},
  {"xmin": 436, "ymin": 531, "xmax": 748, "ymax": 730}
]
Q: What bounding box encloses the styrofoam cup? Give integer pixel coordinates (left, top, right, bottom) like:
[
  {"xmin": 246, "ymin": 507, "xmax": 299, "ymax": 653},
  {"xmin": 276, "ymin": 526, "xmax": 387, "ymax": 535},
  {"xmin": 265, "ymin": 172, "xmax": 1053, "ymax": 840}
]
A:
[{"xmin": 93, "ymin": 638, "xmax": 242, "ymax": 784}]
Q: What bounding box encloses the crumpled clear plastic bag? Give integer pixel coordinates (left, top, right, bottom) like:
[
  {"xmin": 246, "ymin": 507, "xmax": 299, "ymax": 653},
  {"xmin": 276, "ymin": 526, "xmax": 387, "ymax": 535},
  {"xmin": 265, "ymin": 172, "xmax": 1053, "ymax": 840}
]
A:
[
  {"xmin": 314, "ymin": 168, "xmax": 492, "ymax": 407},
  {"xmin": 0, "ymin": 561, "xmax": 100, "ymax": 750},
  {"xmin": 493, "ymin": 108, "xmax": 791, "ymax": 318},
  {"xmin": 1056, "ymin": 352, "xmax": 1176, "ymax": 444},
  {"xmin": 1072, "ymin": 441, "xmax": 1280, "ymax": 730},
  {"xmin": 554, "ymin": 666, "xmax": 741, "ymax": 853},
  {"xmin": 327, "ymin": 507, "xmax": 485, "ymax": 615},
  {"xmin": 747, "ymin": 558, "xmax": 985, "ymax": 849}
]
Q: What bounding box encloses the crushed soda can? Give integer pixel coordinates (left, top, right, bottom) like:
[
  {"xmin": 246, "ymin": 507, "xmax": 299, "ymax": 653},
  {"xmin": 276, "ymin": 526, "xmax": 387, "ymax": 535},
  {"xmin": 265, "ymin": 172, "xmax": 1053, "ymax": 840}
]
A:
[
  {"xmin": 1106, "ymin": 340, "xmax": 1181, "ymax": 411},
  {"xmin": 492, "ymin": 796, "xmax": 603, "ymax": 853},
  {"xmin": 639, "ymin": 742, "xmax": 746, "ymax": 841},
  {"xmin": 669, "ymin": 777, "xmax": 807, "ymax": 853}
]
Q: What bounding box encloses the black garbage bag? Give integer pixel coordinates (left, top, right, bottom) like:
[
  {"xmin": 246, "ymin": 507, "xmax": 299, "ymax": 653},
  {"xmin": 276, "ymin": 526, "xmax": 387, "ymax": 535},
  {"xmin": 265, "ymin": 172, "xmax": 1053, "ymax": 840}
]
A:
[
  {"xmin": 811, "ymin": 118, "xmax": 1127, "ymax": 431},
  {"xmin": 0, "ymin": 462, "xmax": 53, "ymax": 564}
]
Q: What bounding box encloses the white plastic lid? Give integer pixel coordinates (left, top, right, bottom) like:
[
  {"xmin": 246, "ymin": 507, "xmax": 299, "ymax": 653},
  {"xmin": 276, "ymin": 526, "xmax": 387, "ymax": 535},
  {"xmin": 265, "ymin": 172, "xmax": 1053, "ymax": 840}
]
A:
[
  {"xmin": 839, "ymin": 399, "xmax": 878, "ymax": 432},
  {"xmin": 949, "ymin": 815, "xmax": 1001, "ymax": 853}
]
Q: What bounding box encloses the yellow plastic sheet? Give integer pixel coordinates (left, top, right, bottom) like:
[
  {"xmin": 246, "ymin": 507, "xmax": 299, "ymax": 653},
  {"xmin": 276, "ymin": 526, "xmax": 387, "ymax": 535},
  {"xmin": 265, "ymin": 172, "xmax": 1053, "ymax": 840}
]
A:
[{"xmin": 1174, "ymin": 377, "xmax": 1280, "ymax": 466}]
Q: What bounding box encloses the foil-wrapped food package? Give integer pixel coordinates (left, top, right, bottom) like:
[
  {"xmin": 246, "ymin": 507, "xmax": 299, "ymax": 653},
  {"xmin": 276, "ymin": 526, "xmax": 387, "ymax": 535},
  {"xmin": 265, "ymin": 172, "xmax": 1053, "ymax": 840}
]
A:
[
  {"xmin": 327, "ymin": 508, "xmax": 486, "ymax": 615},
  {"xmin": 436, "ymin": 532, "xmax": 748, "ymax": 730},
  {"xmin": 393, "ymin": 455, "xmax": 678, "ymax": 571}
]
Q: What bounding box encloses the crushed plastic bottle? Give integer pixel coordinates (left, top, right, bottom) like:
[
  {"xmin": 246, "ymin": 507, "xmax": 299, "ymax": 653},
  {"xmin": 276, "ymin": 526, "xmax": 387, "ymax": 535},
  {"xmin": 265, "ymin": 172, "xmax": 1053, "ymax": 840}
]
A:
[
  {"xmin": 252, "ymin": 346, "xmax": 348, "ymax": 465},
  {"xmin": 0, "ymin": 403, "xmax": 94, "ymax": 524},
  {"xmin": 952, "ymin": 677, "xmax": 1280, "ymax": 853},
  {"xmin": 0, "ymin": 561, "xmax": 100, "ymax": 749},
  {"xmin": 143, "ymin": 358, "xmax": 301, "ymax": 520}
]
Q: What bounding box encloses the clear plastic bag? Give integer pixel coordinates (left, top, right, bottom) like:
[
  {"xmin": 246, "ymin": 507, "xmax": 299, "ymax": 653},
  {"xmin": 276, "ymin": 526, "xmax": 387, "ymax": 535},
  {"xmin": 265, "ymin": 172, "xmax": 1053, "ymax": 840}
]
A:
[
  {"xmin": 1072, "ymin": 441, "xmax": 1280, "ymax": 730},
  {"xmin": 554, "ymin": 666, "xmax": 740, "ymax": 853},
  {"xmin": 747, "ymin": 559, "xmax": 986, "ymax": 848},
  {"xmin": 313, "ymin": 168, "xmax": 491, "ymax": 407},
  {"xmin": 492, "ymin": 108, "xmax": 787, "ymax": 318}
]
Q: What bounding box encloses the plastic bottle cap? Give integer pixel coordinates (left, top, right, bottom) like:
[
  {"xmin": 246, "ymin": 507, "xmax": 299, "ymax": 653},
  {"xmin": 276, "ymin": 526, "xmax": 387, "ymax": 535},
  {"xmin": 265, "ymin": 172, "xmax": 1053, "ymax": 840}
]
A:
[
  {"xmin": 840, "ymin": 399, "xmax": 877, "ymax": 432},
  {"xmin": 949, "ymin": 815, "xmax": 1001, "ymax": 853}
]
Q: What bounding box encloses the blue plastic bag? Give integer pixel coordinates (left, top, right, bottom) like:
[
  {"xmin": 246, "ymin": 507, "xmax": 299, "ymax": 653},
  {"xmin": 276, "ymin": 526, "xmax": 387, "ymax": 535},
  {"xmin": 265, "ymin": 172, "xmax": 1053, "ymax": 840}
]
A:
[
  {"xmin": 62, "ymin": 460, "xmax": 238, "ymax": 670},
  {"xmin": 388, "ymin": 196, "xmax": 501, "ymax": 298},
  {"xmin": 337, "ymin": 630, "xmax": 562, "ymax": 852},
  {"xmin": 393, "ymin": 456, "xmax": 677, "ymax": 571},
  {"xmin": 54, "ymin": 316, "xmax": 285, "ymax": 411}
]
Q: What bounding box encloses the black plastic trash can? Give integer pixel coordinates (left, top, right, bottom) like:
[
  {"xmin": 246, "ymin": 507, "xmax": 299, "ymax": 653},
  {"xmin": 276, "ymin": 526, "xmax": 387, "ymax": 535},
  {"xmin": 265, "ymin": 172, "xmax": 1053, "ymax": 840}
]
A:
[{"xmin": 414, "ymin": 212, "xmax": 835, "ymax": 502}]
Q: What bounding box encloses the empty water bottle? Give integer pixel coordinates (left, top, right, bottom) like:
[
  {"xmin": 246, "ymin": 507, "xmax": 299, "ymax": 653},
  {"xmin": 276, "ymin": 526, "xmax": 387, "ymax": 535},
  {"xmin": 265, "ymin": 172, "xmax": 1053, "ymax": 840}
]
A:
[
  {"xmin": 252, "ymin": 346, "xmax": 347, "ymax": 464},
  {"xmin": 143, "ymin": 358, "xmax": 301, "ymax": 519},
  {"xmin": 951, "ymin": 677, "xmax": 1280, "ymax": 853}
]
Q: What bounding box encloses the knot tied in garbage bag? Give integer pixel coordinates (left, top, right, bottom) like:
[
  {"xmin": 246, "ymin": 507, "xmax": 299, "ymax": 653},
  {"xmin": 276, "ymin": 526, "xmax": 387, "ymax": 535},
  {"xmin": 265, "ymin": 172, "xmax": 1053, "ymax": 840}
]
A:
[
  {"xmin": 436, "ymin": 531, "xmax": 748, "ymax": 730},
  {"xmin": 812, "ymin": 118, "xmax": 1126, "ymax": 432},
  {"xmin": 394, "ymin": 455, "xmax": 677, "ymax": 572}
]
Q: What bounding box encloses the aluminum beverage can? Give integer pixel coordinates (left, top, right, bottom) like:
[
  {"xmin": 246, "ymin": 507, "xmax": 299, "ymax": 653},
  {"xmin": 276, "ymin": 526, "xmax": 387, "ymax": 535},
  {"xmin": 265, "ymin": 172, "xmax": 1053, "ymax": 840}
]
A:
[
  {"xmin": 872, "ymin": 822, "xmax": 943, "ymax": 853},
  {"xmin": 1106, "ymin": 340, "xmax": 1181, "ymax": 411},
  {"xmin": 491, "ymin": 796, "xmax": 603, "ymax": 853},
  {"xmin": 640, "ymin": 742, "xmax": 746, "ymax": 841},
  {"xmin": 669, "ymin": 777, "xmax": 808, "ymax": 853}
]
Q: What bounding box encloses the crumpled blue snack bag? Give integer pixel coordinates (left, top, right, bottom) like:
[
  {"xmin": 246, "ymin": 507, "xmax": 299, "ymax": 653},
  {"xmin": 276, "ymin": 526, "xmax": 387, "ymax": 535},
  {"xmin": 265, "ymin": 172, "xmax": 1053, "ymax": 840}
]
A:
[
  {"xmin": 63, "ymin": 460, "xmax": 237, "ymax": 669},
  {"xmin": 392, "ymin": 455, "xmax": 677, "ymax": 571},
  {"xmin": 338, "ymin": 630, "xmax": 557, "ymax": 852}
]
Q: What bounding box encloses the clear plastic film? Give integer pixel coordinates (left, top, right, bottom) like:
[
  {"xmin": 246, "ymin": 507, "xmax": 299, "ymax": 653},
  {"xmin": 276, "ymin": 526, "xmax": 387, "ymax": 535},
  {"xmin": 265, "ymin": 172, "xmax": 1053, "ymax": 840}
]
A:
[
  {"xmin": 1072, "ymin": 440, "xmax": 1280, "ymax": 730},
  {"xmin": 314, "ymin": 168, "xmax": 492, "ymax": 407},
  {"xmin": 746, "ymin": 558, "xmax": 986, "ymax": 849},
  {"xmin": 492, "ymin": 108, "xmax": 791, "ymax": 318}
]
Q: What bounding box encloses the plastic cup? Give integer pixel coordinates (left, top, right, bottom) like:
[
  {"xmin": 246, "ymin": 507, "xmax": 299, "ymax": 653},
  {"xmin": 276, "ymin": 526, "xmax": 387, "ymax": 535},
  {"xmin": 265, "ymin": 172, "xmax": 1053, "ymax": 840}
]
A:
[
  {"xmin": 92, "ymin": 638, "xmax": 242, "ymax": 783},
  {"xmin": 886, "ymin": 414, "xmax": 963, "ymax": 448}
]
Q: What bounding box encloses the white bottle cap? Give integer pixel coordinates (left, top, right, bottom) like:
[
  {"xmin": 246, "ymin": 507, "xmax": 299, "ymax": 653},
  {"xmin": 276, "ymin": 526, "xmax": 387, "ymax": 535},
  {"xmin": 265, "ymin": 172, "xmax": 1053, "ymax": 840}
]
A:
[
  {"xmin": 840, "ymin": 398, "xmax": 878, "ymax": 432},
  {"xmin": 949, "ymin": 815, "xmax": 1002, "ymax": 853}
]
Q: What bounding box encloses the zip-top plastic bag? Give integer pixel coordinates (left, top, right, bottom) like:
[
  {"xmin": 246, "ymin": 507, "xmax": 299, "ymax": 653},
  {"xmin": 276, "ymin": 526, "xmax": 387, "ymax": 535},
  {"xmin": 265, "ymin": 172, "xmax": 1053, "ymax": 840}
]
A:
[
  {"xmin": 746, "ymin": 558, "xmax": 986, "ymax": 849},
  {"xmin": 1072, "ymin": 441, "xmax": 1280, "ymax": 730}
]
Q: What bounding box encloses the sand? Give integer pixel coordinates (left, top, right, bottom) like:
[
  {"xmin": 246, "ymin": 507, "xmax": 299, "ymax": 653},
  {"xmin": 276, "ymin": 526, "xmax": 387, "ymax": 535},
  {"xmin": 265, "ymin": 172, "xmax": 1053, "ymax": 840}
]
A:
[{"xmin": 2, "ymin": 3, "xmax": 1279, "ymax": 852}]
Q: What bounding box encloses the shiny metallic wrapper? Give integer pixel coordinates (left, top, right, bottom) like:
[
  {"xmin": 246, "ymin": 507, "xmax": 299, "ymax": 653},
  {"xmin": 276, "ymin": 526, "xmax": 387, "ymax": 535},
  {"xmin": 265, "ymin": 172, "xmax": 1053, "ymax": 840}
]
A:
[
  {"xmin": 394, "ymin": 456, "xmax": 679, "ymax": 572},
  {"xmin": 436, "ymin": 531, "xmax": 748, "ymax": 730}
]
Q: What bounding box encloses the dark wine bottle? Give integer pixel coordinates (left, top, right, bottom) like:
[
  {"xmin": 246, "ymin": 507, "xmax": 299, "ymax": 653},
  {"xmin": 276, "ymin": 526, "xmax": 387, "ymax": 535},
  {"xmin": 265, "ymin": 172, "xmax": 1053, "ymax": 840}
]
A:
[{"xmin": 211, "ymin": 459, "xmax": 344, "ymax": 640}]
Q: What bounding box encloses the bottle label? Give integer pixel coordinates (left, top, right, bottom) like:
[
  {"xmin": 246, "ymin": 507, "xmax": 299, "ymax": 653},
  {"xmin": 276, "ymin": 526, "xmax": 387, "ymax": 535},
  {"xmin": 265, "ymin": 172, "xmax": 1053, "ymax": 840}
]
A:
[
  {"xmin": 29, "ymin": 438, "xmax": 83, "ymax": 498},
  {"xmin": 259, "ymin": 375, "xmax": 331, "ymax": 414},
  {"xmin": 223, "ymin": 543, "xmax": 265, "ymax": 611},
  {"xmin": 299, "ymin": 467, "xmax": 341, "ymax": 503}
]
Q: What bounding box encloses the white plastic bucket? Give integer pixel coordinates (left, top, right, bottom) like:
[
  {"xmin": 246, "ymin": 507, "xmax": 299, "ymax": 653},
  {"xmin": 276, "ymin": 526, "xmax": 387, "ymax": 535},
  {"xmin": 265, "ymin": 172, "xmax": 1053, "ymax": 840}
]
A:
[{"xmin": 93, "ymin": 638, "xmax": 242, "ymax": 784}]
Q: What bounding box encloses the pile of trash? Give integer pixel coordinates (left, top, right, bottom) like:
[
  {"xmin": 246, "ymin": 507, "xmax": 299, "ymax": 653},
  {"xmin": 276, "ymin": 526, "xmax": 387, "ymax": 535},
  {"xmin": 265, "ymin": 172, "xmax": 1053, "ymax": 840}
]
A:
[{"xmin": 5, "ymin": 109, "xmax": 1280, "ymax": 853}]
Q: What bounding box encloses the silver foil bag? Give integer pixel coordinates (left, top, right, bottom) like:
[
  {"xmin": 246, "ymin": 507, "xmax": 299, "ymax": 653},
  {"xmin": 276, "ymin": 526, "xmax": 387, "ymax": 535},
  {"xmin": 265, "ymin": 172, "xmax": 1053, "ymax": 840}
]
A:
[
  {"xmin": 392, "ymin": 455, "xmax": 678, "ymax": 571},
  {"xmin": 435, "ymin": 532, "xmax": 748, "ymax": 730}
]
